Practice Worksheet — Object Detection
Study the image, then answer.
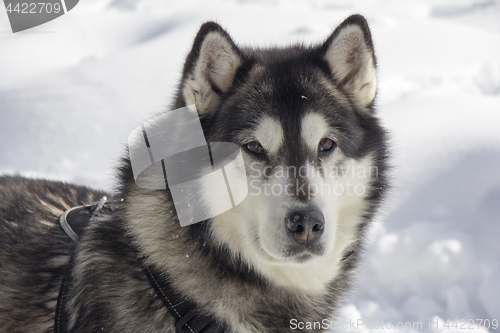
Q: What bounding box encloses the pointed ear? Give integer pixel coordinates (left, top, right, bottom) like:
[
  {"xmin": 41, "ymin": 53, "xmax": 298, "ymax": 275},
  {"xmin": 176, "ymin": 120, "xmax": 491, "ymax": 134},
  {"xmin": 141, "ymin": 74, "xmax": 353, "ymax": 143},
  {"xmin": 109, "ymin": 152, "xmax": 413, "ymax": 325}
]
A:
[
  {"xmin": 181, "ymin": 22, "xmax": 243, "ymax": 115},
  {"xmin": 322, "ymin": 15, "xmax": 377, "ymax": 109}
]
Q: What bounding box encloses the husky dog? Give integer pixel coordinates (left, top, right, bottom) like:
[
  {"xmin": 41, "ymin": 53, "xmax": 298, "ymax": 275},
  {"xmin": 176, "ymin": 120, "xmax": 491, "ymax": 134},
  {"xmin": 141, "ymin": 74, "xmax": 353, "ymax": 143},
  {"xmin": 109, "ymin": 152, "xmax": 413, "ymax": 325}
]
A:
[{"xmin": 0, "ymin": 15, "xmax": 388, "ymax": 333}]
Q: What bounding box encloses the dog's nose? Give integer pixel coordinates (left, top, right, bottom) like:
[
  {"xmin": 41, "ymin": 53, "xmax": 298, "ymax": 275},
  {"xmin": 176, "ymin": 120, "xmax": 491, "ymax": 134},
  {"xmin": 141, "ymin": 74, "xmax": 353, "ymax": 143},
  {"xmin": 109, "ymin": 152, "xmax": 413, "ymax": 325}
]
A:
[{"xmin": 285, "ymin": 210, "xmax": 325, "ymax": 244}]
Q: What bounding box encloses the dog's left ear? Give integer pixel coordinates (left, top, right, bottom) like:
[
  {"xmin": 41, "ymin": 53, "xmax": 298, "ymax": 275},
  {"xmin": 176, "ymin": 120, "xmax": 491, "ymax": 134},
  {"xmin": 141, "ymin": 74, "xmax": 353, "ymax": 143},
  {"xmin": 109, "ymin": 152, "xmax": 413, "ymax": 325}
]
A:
[
  {"xmin": 182, "ymin": 22, "xmax": 243, "ymax": 115},
  {"xmin": 322, "ymin": 15, "xmax": 377, "ymax": 109}
]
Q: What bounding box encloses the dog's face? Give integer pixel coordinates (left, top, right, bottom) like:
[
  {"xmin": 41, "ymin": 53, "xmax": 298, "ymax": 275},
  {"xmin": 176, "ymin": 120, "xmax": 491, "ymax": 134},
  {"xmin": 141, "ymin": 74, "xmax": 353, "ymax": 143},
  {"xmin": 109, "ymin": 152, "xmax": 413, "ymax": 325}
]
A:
[{"xmin": 179, "ymin": 17, "xmax": 386, "ymax": 268}]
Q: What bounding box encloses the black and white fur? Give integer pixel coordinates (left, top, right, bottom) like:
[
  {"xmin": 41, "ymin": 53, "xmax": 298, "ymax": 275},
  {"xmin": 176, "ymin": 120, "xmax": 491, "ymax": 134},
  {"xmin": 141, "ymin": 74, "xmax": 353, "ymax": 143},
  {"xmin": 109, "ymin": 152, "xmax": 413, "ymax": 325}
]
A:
[{"xmin": 0, "ymin": 15, "xmax": 388, "ymax": 333}]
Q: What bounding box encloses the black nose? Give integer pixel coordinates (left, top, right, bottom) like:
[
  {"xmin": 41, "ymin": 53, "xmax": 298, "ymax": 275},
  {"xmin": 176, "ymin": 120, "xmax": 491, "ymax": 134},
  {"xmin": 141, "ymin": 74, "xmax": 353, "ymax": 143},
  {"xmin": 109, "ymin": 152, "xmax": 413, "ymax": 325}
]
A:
[{"xmin": 285, "ymin": 210, "xmax": 325, "ymax": 244}]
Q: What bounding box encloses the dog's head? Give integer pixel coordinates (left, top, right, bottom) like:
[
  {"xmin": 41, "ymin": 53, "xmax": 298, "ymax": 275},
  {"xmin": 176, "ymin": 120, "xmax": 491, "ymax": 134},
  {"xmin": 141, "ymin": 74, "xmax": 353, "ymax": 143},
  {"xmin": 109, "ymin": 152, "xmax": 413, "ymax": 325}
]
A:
[{"xmin": 177, "ymin": 16, "xmax": 387, "ymax": 271}]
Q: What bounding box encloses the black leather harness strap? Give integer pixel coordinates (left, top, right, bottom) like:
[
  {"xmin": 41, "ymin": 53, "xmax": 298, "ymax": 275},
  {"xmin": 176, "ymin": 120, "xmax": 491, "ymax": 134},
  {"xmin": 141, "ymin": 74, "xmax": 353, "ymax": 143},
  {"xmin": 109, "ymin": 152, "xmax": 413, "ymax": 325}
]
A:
[
  {"xmin": 58, "ymin": 197, "xmax": 108, "ymax": 243},
  {"xmin": 54, "ymin": 250, "xmax": 74, "ymax": 333},
  {"xmin": 55, "ymin": 198, "xmax": 227, "ymax": 333},
  {"xmin": 142, "ymin": 264, "xmax": 227, "ymax": 333},
  {"xmin": 55, "ymin": 198, "xmax": 103, "ymax": 333}
]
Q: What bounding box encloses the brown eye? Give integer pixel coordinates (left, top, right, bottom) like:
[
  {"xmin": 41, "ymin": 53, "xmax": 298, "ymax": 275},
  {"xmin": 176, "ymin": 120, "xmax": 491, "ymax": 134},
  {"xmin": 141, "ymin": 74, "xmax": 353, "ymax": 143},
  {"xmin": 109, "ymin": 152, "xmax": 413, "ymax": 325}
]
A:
[
  {"xmin": 246, "ymin": 141, "xmax": 264, "ymax": 154},
  {"xmin": 319, "ymin": 138, "xmax": 336, "ymax": 152}
]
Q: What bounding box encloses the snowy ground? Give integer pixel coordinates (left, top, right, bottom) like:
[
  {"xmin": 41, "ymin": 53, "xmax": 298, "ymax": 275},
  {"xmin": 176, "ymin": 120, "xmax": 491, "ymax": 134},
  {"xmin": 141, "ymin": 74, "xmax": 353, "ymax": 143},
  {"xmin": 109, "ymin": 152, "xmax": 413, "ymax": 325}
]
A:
[{"xmin": 1, "ymin": 0, "xmax": 499, "ymax": 332}]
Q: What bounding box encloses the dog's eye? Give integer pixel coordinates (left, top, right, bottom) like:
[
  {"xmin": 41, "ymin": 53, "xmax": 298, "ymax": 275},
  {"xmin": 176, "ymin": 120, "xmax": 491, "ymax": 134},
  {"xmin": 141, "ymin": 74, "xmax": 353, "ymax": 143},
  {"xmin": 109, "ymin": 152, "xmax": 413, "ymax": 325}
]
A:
[
  {"xmin": 318, "ymin": 138, "xmax": 336, "ymax": 152},
  {"xmin": 246, "ymin": 141, "xmax": 264, "ymax": 154}
]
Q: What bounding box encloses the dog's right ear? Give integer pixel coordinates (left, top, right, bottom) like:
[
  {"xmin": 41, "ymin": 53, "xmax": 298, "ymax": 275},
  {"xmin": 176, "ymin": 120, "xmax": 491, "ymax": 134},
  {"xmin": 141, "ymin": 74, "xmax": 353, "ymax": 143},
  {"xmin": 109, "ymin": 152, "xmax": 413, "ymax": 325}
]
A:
[
  {"xmin": 322, "ymin": 15, "xmax": 377, "ymax": 109},
  {"xmin": 181, "ymin": 22, "xmax": 243, "ymax": 115}
]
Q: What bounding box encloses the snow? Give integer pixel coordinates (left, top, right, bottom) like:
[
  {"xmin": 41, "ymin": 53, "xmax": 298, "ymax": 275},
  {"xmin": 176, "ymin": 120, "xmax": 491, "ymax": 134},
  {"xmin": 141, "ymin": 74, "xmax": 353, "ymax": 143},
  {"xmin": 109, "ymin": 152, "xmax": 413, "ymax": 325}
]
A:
[{"xmin": 1, "ymin": 0, "xmax": 499, "ymax": 331}]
